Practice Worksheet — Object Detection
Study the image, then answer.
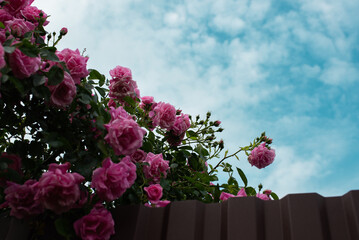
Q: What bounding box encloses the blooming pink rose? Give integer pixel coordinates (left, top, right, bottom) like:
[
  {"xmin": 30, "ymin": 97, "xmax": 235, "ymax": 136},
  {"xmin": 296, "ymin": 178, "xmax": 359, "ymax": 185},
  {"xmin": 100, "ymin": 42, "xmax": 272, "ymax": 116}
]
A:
[
  {"xmin": 237, "ymin": 188, "xmax": 247, "ymax": 197},
  {"xmin": 248, "ymin": 143, "xmax": 275, "ymax": 169},
  {"xmin": 5, "ymin": 18, "xmax": 35, "ymax": 37},
  {"xmin": 2, "ymin": 0, "xmax": 34, "ymax": 15},
  {"xmin": 156, "ymin": 200, "xmax": 171, "ymax": 207},
  {"xmin": 57, "ymin": 48, "xmax": 89, "ymax": 84},
  {"xmin": 109, "ymin": 65, "xmax": 132, "ymax": 79},
  {"xmin": 104, "ymin": 117, "xmax": 146, "ymax": 156},
  {"xmin": 150, "ymin": 102, "xmax": 176, "ymax": 130},
  {"xmin": 35, "ymin": 162, "xmax": 84, "ymax": 214},
  {"xmin": 47, "ymin": 71, "xmax": 76, "ymax": 107},
  {"xmin": 3, "ymin": 180, "xmax": 44, "ymax": 219},
  {"xmin": 144, "ymin": 184, "xmax": 163, "ymax": 203},
  {"xmin": 171, "ymin": 114, "xmax": 190, "ymax": 136},
  {"xmin": 256, "ymin": 193, "xmax": 271, "ymax": 200},
  {"xmin": 143, "ymin": 152, "xmax": 170, "ymax": 183},
  {"xmin": 20, "ymin": 6, "xmax": 49, "ymax": 26},
  {"xmin": 140, "ymin": 96, "xmax": 157, "ymax": 110},
  {"xmin": 220, "ymin": 192, "xmax": 235, "ymax": 201},
  {"xmin": 0, "ymin": 9, "xmax": 13, "ymax": 23},
  {"xmin": 108, "ymin": 106, "xmax": 132, "ymax": 122},
  {"xmin": 0, "ymin": 153, "xmax": 22, "ymax": 187},
  {"xmin": 0, "ymin": 44, "xmax": 5, "ymax": 69},
  {"xmin": 130, "ymin": 149, "xmax": 147, "ymax": 162},
  {"xmin": 8, "ymin": 48, "xmax": 41, "ymax": 79},
  {"xmin": 74, "ymin": 204, "xmax": 115, "ymax": 240},
  {"xmin": 91, "ymin": 157, "xmax": 137, "ymax": 201}
]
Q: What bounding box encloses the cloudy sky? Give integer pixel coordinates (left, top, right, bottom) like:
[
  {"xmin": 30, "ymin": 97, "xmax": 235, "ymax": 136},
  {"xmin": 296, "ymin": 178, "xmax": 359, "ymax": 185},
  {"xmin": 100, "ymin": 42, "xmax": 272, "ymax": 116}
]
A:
[{"xmin": 35, "ymin": 0, "xmax": 359, "ymax": 197}]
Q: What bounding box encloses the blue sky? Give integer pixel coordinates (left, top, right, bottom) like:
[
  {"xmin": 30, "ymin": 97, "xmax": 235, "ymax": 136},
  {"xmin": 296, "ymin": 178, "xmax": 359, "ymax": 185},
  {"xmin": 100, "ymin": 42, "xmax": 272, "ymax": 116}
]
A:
[{"xmin": 35, "ymin": 0, "xmax": 359, "ymax": 197}]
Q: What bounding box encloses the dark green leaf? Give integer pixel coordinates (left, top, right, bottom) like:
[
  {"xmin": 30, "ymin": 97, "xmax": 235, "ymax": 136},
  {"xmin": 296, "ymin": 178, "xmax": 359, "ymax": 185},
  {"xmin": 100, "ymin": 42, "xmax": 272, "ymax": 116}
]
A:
[
  {"xmin": 245, "ymin": 187, "xmax": 256, "ymax": 196},
  {"xmin": 95, "ymin": 87, "xmax": 106, "ymax": 97},
  {"xmin": 270, "ymin": 192, "xmax": 279, "ymax": 200},
  {"xmin": 88, "ymin": 69, "xmax": 106, "ymax": 85},
  {"xmin": 47, "ymin": 65, "xmax": 64, "ymax": 86},
  {"xmin": 236, "ymin": 167, "xmax": 248, "ymax": 187},
  {"xmin": 0, "ymin": 22, "xmax": 5, "ymax": 29},
  {"xmin": 40, "ymin": 47, "xmax": 59, "ymax": 61},
  {"xmin": 19, "ymin": 40, "xmax": 39, "ymax": 57},
  {"xmin": 32, "ymin": 74, "xmax": 46, "ymax": 86},
  {"xmin": 55, "ymin": 217, "xmax": 74, "ymax": 240}
]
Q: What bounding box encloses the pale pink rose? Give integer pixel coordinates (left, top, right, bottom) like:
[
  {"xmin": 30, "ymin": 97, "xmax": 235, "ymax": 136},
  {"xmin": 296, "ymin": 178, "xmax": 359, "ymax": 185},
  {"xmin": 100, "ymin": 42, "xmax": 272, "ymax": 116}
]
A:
[
  {"xmin": 256, "ymin": 193, "xmax": 271, "ymax": 200},
  {"xmin": 20, "ymin": 6, "xmax": 48, "ymax": 26},
  {"xmin": 8, "ymin": 48, "xmax": 41, "ymax": 79},
  {"xmin": 35, "ymin": 162, "xmax": 85, "ymax": 214},
  {"xmin": 108, "ymin": 106, "xmax": 132, "ymax": 122},
  {"xmin": 248, "ymin": 143, "xmax": 275, "ymax": 169},
  {"xmin": 0, "ymin": 44, "xmax": 5, "ymax": 69},
  {"xmin": 2, "ymin": 0, "xmax": 34, "ymax": 15},
  {"xmin": 130, "ymin": 149, "xmax": 147, "ymax": 162},
  {"xmin": 57, "ymin": 48, "xmax": 89, "ymax": 84},
  {"xmin": 74, "ymin": 204, "xmax": 115, "ymax": 240},
  {"xmin": 0, "ymin": 153, "xmax": 22, "ymax": 187},
  {"xmin": 91, "ymin": 157, "xmax": 137, "ymax": 201},
  {"xmin": 109, "ymin": 66, "xmax": 138, "ymax": 102},
  {"xmin": 47, "ymin": 71, "xmax": 76, "ymax": 107},
  {"xmin": 150, "ymin": 102, "xmax": 176, "ymax": 130},
  {"xmin": 236, "ymin": 188, "xmax": 247, "ymax": 197},
  {"xmin": 104, "ymin": 118, "xmax": 146, "ymax": 156},
  {"xmin": 5, "ymin": 18, "xmax": 35, "ymax": 37},
  {"xmin": 143, "ymin": 153, "xmax": 170, "ymax": 183},
  {"xmin": 220, "ymin": 192, "xmax": 235, "ymax": 201},
  {"xmin": 144, "ymin": 184, "xmax": 163, "ymax": 203},
  {"xmin": 171, "ymin": 114, "xmax": 190, "ymax": 136},
  {"xmin": 3, "ymin": 180, "xmax": 43, "ymax": 219}
]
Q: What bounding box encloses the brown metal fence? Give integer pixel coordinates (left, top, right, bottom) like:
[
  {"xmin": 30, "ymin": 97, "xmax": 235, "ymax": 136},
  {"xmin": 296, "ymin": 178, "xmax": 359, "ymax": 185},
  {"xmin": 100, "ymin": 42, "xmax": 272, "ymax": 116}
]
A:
[{"xmin": 1, "ymin": 190, "xmax": 359, "ymax": 240}]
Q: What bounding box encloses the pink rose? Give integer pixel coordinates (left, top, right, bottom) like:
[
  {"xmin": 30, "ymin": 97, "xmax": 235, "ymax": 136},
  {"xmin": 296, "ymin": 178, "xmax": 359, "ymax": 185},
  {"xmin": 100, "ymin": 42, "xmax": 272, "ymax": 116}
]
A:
[
  {"xmin": 0, "ymin": 153, "xmax": 22, "ymax": 187},
  {"xmin": 108, "ymin": 106, "xmax": 132, "ymax": 122},
  {"xmin": 143, "ymin": 152, "xmax": 170, "ymax": 183},
  {"xmin": 130, "ymin": 149, "xmax": 147, "ymax": 162},
  {"xmin": 8, "ymin": 48, "xmax": 41, "ymax": 79},
  {"xmin": 144, "ymin": 184, "xmax": 163, "ymax": 203},
  {"xmin": 60, "ymin": 27, "xmax": 68, "ymax": 35},
  {"xmin": 214, "ymin": 120, "xmax": 221, "ymax": 127},
  {"xmin": 20, "ymin": 6, "xmax": 49, "ymax": 26},
  {"xmin": 35, "ymin": 162, "xmax": 84, "ymax": 214},
  {"xmin": 263, "ymin": 189, "xmax": 272, "ymax": 195},
  {"xmin": 256, "ymin": 193, "xmax": 271, "ymax": 200},
  {"xmin": 0, "ymin": 44, "xmax": 5, "ymax": 69},
  {"xmin": 57, "ymin": 48, "xmax": 89, "ymax": 84},
  {"xmin": 91, "ymin": 157, "xmax": 137, "ymax": 201},
  {"xmin": 220, "ymin": 192, "xmax": 235, "ymax": 201},
  {"xmin": 3, "ymin": 179, "xmax": 44, "ymax": 219},
  {"xmin": 104, "ymin": 117, "xmax": 146, "ymax": 156},
  {"xmin": 150, "ymin": 102, "xmax": 176, "ymax": 130},
  {"xmin": 171, "ymin": 114, "xmax": 190, "ymax": 136},
  {"xmin": 248, "ymin": 143, "xmax": 275, "ymax": 169},
  {"xmin": 74, "ymin": 204, "xmax": 115, "ymax": 240},
  {"xmin": 109, "ymin": 65, "xmax": 132, "ymax": 79},
  {"xmin": 144, "ymin": 200, "xmax": 171, "ymax": 208},
  {"xmin": 47, "ymin": 71, "xmax": 76, "ymax": 107},
  {"xmin": 0, "ymin": 9, "xmax": 13, "ymax": 23},
  {"xmin": 5, "ymin": 18, "xmax": 35, "ymax": 37},
  {"xmin": 236, "ymin": 188, "xmax": 247, "ymax": 197},
  {"xmin": 140, "ymin": 96, "xmax": 157, "ymax": 110},
  {"xmin": 2, "ymin": 0, "xmax": 34, "ymax": 15}
]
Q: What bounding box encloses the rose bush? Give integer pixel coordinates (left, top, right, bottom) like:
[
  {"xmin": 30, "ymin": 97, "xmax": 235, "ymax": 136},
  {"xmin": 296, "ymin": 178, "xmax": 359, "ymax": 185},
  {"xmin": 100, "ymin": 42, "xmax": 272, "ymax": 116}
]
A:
[{"xmin": 0, "ymin": 0, "xmax": 278, "ymax": 239}]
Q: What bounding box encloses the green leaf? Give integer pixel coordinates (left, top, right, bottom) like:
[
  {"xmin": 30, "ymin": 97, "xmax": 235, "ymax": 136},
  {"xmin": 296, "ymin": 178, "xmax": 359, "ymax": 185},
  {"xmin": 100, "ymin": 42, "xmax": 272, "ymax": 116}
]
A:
[
  {"xmin": 95, "ymin": 87, "xmax": 106, "ymax": 97},
  {"xmin": 236, "ymin": 167, "xmax": 248, "ymax": 187},
  {"xmin": 3, "ymin": 46, "xmax": 16, "ymax": 54},
  {"xmin": 19, "ymin": 39, "xmax": 40, "ymax": 57},
  {"xmin": 270, "ymin": 192, "xmax": 279, "ymax": 200},
  {"xmin": 46, "ymin": 65, "xmax": 64, "ymax": 86},
  {"xmin": 88, "ymin": 69, "xmax": 106, "ymax": 86},
  {"xmin": 245, "ymin": 187, "xmax": 256, "ymax": 196},
  {"xmin": 0, "ymin": 22, "xmax": 5, "ymax": 29},
  {"xmin": 32, "ymin": 74, "xmax": 46, "ymax": 86},
  {"xmin": 40, "ymin": 47, "xmax": 59, "ymax": 61}
]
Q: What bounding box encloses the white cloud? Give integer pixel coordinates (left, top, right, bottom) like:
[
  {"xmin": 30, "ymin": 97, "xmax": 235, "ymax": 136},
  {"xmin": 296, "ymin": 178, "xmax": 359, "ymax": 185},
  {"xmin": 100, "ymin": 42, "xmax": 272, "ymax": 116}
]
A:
[{"xmin": 319, "ymin": 58, "xmax": 359, "ymax": 85}]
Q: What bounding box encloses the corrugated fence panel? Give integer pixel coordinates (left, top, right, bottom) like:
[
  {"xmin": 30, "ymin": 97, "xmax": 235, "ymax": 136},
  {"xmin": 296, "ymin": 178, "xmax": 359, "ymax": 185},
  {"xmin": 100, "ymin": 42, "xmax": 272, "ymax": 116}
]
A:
[
  {"xmin": 1, "ymin": 190, "xmax": 359, "ymax": 239},
  {"xmin": 109, "ymin": 190, "xmax": 359, "ymax": 240}
]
